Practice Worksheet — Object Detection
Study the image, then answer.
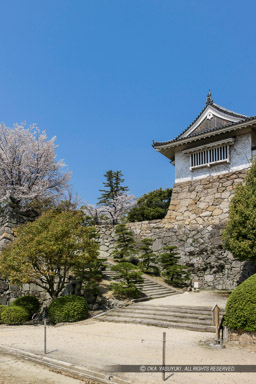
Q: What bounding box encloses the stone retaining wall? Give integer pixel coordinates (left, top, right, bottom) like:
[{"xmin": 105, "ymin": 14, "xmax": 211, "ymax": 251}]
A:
[
  {"xmin": 164, "ymin": 169, "xmax": 248, "ymax": 226},
  {"xmin": 98, "ymin": 168, "xmax": 256, "ymax": 290},
  {"xmin": 98, "ymin": 219, "xmax": 256, "ymax": 290}
]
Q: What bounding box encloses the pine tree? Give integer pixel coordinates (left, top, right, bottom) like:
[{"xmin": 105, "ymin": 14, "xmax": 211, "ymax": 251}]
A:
[
  {"xmin": 110, "ymin": 262, "xmax": 143, "ymax": 299},
  {"xmin": 138, "ymin": 238, "xmax": 159, "ymax": 275},
  {"xmin": 111, "ymin": 223, "xmax": 137, "ymax": 262},
  {"xmin": 159, "ymin": 246, "xmax": 190, "ymax": 287},
  {"xmin": 98, "ymin": 170, "xmax": 128, "ymax": 205}
]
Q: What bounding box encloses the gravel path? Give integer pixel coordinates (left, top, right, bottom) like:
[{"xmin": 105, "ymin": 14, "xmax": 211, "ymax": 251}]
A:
[
  {"xmin": 0, "ymin": 317, "xmax": 255, "ymax": 384},
  {"xmin": 0, "ymin": 351, "xmax": 95, "ymax": 384},
  {"xmin": 140, "ymin": 290, "xmax": 229, "ymax": 308}
]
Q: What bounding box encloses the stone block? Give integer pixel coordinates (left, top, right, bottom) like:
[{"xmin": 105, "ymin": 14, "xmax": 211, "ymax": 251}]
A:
[
  {"xmin": 212, "ymin": 209, "xmax": 223, "ymax": 216},
  {"xmin": 0, "ymin": 280, "xmax": 9, "ymax": 294},
  {"xmin": 100, "ymin": 245, "xmax": 109, "ymax": 252},
  {"xmin": 205, "ymin": 275, "xmax": 214, "ymax": 282},
  {"xmin": 0, "ymin": 296, "xmax": 7, "ymax": 305},
  {"xmin": 239, "ymin": 333, "xmax": 253, "ymax": 345},
  {"xmin": 200, "ymin": 211, "xmax": 212, "ymax": 217}
]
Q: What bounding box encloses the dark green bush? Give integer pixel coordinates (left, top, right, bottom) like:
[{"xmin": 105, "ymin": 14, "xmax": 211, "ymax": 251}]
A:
[
  {"xmin": 11, "ymin": 295, "xmax": 40, "ymax": 317},
  {"xmin": 48, "ymin": 295, "xmax": 88, "ymax": 324},
  {"xmin": 159, "ymin": 246, "xmax": 190, "ymax": 287},
  {"xmin": 225, "ymin": 274, "xmax": 256, "ymax": 331},
  {"xmin": 0, "ymin": 305, "xmax": 7, "ymax": 324},
  {"xmin": 1, "ymin": 306, "xmax": 30, "ymax": 325},
  {"xmin": 110, "ymin": 282, "xmax": 142, "ymax": 299}
]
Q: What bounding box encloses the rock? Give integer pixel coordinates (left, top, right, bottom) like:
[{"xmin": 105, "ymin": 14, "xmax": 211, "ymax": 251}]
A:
[
  {"xmin": 239, "ymin": 333, "xmax": 253, "ymax": 345},
  {"xmin": 0, "ymin": 296, "xmax": 7, "ymax": 305},
  {"xmin": 0, "ymin": 280, "xmax": 9, "ymax": 294}
]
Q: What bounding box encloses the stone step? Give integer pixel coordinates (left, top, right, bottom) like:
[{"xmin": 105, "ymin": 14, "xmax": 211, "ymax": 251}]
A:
[
  {"xmin": 109, "ymin": 307, "xmax": 216, "ymax": 320},
  {"xmin": 96, "ymin": 303, "xmax": 225, "ymax": 333},
  {"xmin": 145, "ymin": 288, "xmax": 177, "ymax": 292},
  {"xmin": 131, "ymin": 305, "xmax": 225, "ymax": 315},
  {"xmin": 102, "ymin": 311, "xmax": 214, "ymax": 325},
  {"xmin": 103, "ymin": 266, "xmax": 179, "ymax": 300},
  {"xmin": 97, "ymin": 316, "xmax": 216, "ymax": 333},
  {"xmin": 139, "ymin": 294, "xmax": 175, "ymax": 300},
  {"xmin": 139, "ymin": 287, "xmax": 174, "ymax": 293}
]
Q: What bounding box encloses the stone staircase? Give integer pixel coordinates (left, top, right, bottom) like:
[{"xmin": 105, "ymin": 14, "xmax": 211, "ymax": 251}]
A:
[
  {"xmin": 96, "ymin": 303, "xmax": 225, "ymax": 333},
  {"xmin": 103, "ymin": 267, "xmax": 179, "ymax": 300}
]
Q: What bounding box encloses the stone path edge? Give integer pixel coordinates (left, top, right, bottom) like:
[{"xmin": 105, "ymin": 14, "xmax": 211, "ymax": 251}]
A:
[{"xmin": 0, "ymin": 344, "xmax": 131, "ymax": 384}]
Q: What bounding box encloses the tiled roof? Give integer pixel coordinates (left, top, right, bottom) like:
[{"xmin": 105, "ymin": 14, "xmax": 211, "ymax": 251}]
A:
[
  {"xmin": 153, "ymin": 92, "xmax": 251, "ymax": 148},
  {"xmin": 153, "ymin": 115, "xmax": 256, "ymax": 148}
]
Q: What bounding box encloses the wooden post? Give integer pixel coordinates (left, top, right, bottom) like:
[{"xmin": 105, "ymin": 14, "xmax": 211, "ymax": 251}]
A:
[
  {"xmin": 212, "ymin": 304, "xmax": 220, "ymax": 343},
  {"xmin": 215, "ymin": 305, "xmax": 220, "ymax": 342},
  {"xmin": 44, "ymin": 318, "xmax": 47, "ymax": 354},
  {"xmin": 162, "ymin": 332, "xmax": 166, "ymax": 381}
]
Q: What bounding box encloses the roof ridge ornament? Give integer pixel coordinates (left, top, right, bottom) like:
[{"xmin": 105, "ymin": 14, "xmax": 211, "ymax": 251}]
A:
[{"xmin": 206, "ymin": 90, "xmax": 213, "ymax": 105}]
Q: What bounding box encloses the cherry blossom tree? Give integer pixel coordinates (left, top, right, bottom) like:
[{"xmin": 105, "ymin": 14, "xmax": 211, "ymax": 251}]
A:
[
  {"xmin": 82, "ymin": 193, "xmax": 136, "ymax": 225},
  {"xmin": 0, "ymin": 123, "xmax": 70, "ymax": 212},
  {"xmin": 81, "ymin": 203, "xmax": 108, "ymax": 225},
  {"xmin": 102, "ymin": 193, "xmax": 136, "ymax": 224}
]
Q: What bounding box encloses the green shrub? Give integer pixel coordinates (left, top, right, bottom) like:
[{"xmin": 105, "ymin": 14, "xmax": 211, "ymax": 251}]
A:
[
  {"xmin": 159, "ymin": 246, "xmax": 190, "ymax": 287},
  {"xmin": 1, "ymin": 306, "xmax": 30, "ymax": 325},
  {"xmin": 110, "ymin": 262, "xmax": 143, "ymax": 299},
  {"xmin": 225, "ymin": 274, "xmax": 256, "ymax": 331},
  {"xmin": 48, "ymin": 295, "xmax": 88, "ymax": 324},
  {"xmin": 0, "ymin": 305, "xmax": 7, "ymax": 324},
  {"xmin": 11, "ymin": 295, "xmax": 40, "ymax": 318},
  {"xmin": 110, "ymin": 282, "xmax": 142, "ymax": 299}
]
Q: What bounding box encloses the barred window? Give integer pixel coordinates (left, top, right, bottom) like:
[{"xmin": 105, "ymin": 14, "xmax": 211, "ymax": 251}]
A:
[{"xmin": 190, "ymin": 145, "xmax": 229, "ymax": 169}]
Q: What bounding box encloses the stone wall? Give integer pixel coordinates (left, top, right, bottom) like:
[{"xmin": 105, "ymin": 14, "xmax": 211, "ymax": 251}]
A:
[
  {"xmin": 164, "ymin": 169, "xmax": 248, "ymax": 226},
  {"xmin": 98, "ymin": 220, "xmax": 256, "ymax": 290},
  {"xmin": 98, "ymin": 168, "xmax": 256, "ymax": 290}
]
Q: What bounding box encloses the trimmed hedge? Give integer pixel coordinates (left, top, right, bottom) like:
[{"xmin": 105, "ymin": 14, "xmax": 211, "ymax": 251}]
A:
[
  {"xmin": 11, "ymin": 295, "xmax": 40, "ymax": 318},
  {"xmin": 0, "ymin": 305, "xmax": 7, "ymax": 324},
  {"xmin": 48, "ymin": 295, "xmax": 88, "ymax": 324},
  {"xmin": 1, "ymin": 306, "xmax": 30, "ymax": 325},
  {"xmin": 225, "ymin": 273, "xmax": 256, "ymax": 332}
]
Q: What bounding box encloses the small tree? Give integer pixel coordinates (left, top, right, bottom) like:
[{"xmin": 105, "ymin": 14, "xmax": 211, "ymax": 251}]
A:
[
  {"xmin": 110, "ymin": 262, "xmax": 143, "ymax": 299},
  {"xmin": 159, "ymin": 246, "xmax": 190, "ymax": 287},
  {"xmin": 128, "ymin": 188, "xmax": 172, "ymax": 222},
  {"xmin": 223, "ymin": 159, "xmax": 256, "ymax": 263},
  {"xmin": 98, "ymin": 170, "xmax": 128, "ymax": 205},
  {"xmin": 111, "ymin": 223, "xmax": 137, "ymax": 262},
  {"xmin": 138, "ymin": 238, "xmax": 159, "ymax": 275},
  {"xmin": 0, "ymin": 210, "xmax": 99, "ymax": 299},
  {"xmin": 72, "ymin": 250, "xmax": 107, "ymax": 296}
]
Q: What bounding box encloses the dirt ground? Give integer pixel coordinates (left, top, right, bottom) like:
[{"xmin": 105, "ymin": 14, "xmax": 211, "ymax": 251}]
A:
[
  {"xmin": 139, "ymin": 289, "xmax": 229, "ymax": 308},
  {"xmin": 0, "ymin": 352, "xmax": 96, "ymax": 384},
  {"xmin": 0, "ymin": 292, "xmax": 255, "ymax": 384},
  {"xmin": 0, "ymin": 319, "xmax": 256, "ymax": 384}
]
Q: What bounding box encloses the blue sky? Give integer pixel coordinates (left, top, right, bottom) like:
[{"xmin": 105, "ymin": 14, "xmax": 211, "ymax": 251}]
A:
[{"xmin": 0, "ymin": 0, "xmax": 255, "ymax": 204}]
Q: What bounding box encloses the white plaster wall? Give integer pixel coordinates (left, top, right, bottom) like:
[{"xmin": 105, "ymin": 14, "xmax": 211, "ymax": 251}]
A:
[{"xmin": 175, "ymin": 133, "xmax": 252, "ymax": 182}]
